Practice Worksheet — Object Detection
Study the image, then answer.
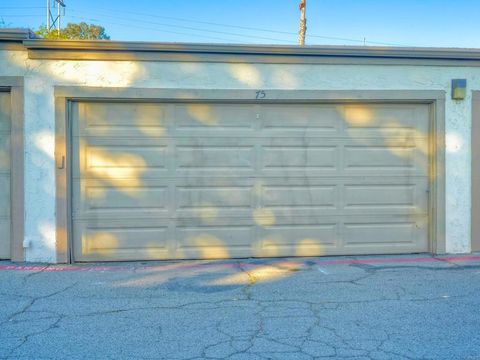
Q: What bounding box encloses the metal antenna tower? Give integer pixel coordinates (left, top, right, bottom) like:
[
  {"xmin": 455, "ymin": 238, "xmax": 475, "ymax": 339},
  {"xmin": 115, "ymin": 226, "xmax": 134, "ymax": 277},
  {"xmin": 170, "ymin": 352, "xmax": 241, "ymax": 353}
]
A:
[{"xmin": 46, "ymin": 0, "xmax": 66, "ymax": 34}]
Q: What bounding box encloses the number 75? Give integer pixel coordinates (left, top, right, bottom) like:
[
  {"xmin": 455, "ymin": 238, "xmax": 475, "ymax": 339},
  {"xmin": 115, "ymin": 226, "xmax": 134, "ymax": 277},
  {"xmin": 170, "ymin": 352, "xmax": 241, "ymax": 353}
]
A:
[{"xmin": 255, "ymin": 90, "xmax": 266, "ymax": 99}]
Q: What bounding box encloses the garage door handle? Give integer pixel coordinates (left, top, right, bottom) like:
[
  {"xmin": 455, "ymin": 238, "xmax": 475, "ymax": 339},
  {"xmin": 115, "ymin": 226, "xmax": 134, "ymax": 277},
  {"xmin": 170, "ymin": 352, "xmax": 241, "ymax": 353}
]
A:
[{"xmin": 57, "ymin": 155, "xmax": 65, "ymax": 169}]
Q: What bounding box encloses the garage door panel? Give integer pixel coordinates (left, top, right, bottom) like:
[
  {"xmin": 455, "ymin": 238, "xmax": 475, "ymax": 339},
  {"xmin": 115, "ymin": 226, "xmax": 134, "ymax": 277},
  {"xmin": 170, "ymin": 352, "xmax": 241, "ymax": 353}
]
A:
[
  {"xmin": 78, "ymin": 102, "xmax": 168, "ymax": 137},
  {"xmin": 262, "ymin": 146, "xmax": 337, "ymax": 169},
  {"xmin": 175, "ymin": 214, "xmax": 254, "ymax": 228},
  {"xmin": 255, "ymin": 211, "xmax": 338, "ymax": 227},
  {"xmin": 176, "ymin": 247, "xmax": 252, "ymax": 260},
  {"xmin": 175, "ymin": 225, "xmax": 256, "ymax": 259},
  {"xmin": 174, "ymin": 103, "xmax": 255, "ymax": 131},
  {"xmin": 344, "ymin": 182, "xmax": 428, "ymax": 211},
  {"xmin": 344, "ymin": 145, "xmax": 427, "ymax": 173},
  {"xmin": 176, "ymin": 186, "xmax": 252, "ymax": 209},
  {"xmin": 83, "ymin": 186, "xmax": 168, "ymax": 211},
  {"xmin": 173, "ymin": 136, "xmax": 255, "ymax": 146},
  {"xmin": 75, "ymin": 137, "xmax": 169, "ymax": 180},
  {"xmin": 81, "ymin": 227, "xmax": 170, "ymax": 250},
  {"xmin": 75, "ymin": 217, "xmax": 171, "ymax": 228},
  {"xmin": 72, "ymin": 101, "xmax": 431, "ymax": 261},
  {"xmin": 74, "ymin": 217, "xmax": 173, "ymax": 262},
  {"xmin": 75, "ymin": 227, "xmax": 171, "ymax": 261},
  {"xmin": 255, "ymin": 176, "xmax": 420, "ymax": 186},
  {"xmin": 176, "ymin": 146, "xmax": 254, "ymax": 169},
  {"xmin": 328, "ymin": 243, "xmax": 426, "ymax": 255},
  {"xmin": 74, "ymin": 177, "xmax": 172, "ymax": 188},
  {"xmin": 0, "ymin": 219, "xmax": 10, "ymax": 259},
  {"xmin": 343, "ymin": 104, "xmax": 429, "ymax": 133},
  {"xmin": 0, "ymin": 134, "xmax": 10, "ymax": 172},
  {"xmin": 72, "ymin": 179, "xmax": 171, "ymax": 217},
  {"xmin": 260, "ymin": 209, "xmax": 428, "ymax": 224},
  {"xmin": 77, "ymin": 136, "xmax": 171, "ymax": 147},
  {"xmin": 0, "ymin": 94, "xmax": 11, "ymax": 132},
  {"xmin": 257, "ymin": 224, "xmax": 338, "ymax": 254},
  {"xmin": 261, "ymin": 104, "xmax": 341, "ymax": 133},
  {"xmin": 171, "ymin": 176, "xmax": 255, "ymax": 187},
  {"xmin": 260, "ymin": 136, "xmax": 426, "ymax": 146},
  {"xmin": 262, "ymin": 185, "xmax": 336, "ymax": 208},
  {"xmin": 0, "ymin": 174, "xmax": 10, "ymax": 217},
  {"xmin": 341, "ymin": 136, "xmax": 428, "ymax": 147},
  {"xmin": 260, "ymin": 138, "xmax": 339, "ymax": 147},
  {"xmin": 85, "ymin": 145, "xmax": 167, "ymax": 169},
  {"xmin": 343, "ymin": 219, "xmax": 428, "ymax": 250},
  {"xmin": 260, "ymin": 140, "xmax": 427, "ymax": 177}
]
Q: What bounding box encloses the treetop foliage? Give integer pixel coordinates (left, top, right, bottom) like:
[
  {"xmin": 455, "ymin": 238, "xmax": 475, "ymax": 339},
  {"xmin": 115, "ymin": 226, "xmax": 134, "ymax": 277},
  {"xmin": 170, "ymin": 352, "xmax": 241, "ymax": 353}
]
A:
[{"xmin": 36, "ymin": 22, "xmax": 110, "ymax": 40}]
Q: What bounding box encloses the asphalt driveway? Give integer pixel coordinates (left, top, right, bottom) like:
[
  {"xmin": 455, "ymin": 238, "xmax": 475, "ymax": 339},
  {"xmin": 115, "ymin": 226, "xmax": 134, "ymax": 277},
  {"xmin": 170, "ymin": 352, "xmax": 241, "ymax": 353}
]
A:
[{"xmin": 1, "ymin": 254, "xmax": 480, "ymax": 360}]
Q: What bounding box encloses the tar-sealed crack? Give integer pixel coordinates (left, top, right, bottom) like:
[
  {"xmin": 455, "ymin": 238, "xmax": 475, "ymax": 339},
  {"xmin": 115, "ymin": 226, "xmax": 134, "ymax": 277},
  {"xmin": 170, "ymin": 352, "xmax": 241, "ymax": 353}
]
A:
[{"xmin": 237, "ymin": 262, "xmax": 258, "ymax": 301}]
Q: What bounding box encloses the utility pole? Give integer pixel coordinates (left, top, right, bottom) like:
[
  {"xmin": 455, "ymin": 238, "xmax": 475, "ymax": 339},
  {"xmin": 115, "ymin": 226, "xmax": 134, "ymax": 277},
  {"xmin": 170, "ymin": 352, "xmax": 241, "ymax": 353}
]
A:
[
  {"xmin": 46, "ymin": 0, "xmax": 66, "ymax": 35},
  {"xmin": 298, "ymin": 0, "xmax": 307, "ymax": 45}
]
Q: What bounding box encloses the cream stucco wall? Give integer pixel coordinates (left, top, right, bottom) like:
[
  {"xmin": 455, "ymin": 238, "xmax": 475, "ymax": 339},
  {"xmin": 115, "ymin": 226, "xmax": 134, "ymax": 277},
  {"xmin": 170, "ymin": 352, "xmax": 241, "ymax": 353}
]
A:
[{"xmin": 0, "ymin": 48, "xmax": 476, "ymax": 262}]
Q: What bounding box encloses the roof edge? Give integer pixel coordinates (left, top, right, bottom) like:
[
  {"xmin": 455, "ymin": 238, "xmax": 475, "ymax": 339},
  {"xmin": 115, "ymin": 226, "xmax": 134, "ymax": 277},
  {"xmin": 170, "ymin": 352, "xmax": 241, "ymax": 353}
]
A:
[
  {"xmin": 0, "ymin": 28, "xmax": 37, "ymax": 41},
  {"xmin": 21, "ymin": 39, "xmax": 480, "ymax": 60}
]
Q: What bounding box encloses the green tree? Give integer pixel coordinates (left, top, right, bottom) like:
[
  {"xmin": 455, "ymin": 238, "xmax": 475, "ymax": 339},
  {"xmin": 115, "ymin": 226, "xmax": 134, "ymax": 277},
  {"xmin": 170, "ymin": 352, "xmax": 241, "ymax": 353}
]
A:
[{"xmin": 36, "ymin": 22, "xmax": 110, "ymax": 40}]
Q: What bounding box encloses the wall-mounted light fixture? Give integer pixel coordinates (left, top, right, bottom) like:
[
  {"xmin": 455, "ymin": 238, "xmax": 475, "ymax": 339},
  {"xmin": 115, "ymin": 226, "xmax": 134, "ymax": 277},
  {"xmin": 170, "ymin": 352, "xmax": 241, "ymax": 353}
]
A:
[{"xmin": 452, "ymin": 79, "xmax": 467, "ymax": 100}]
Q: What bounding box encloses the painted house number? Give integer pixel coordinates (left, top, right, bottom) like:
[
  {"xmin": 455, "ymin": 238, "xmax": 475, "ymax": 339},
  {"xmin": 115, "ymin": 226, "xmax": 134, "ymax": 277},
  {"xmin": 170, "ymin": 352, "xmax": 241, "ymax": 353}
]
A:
[{"xmin": 255, "ymin": 90, "xmax": 266, "ymax": 99}]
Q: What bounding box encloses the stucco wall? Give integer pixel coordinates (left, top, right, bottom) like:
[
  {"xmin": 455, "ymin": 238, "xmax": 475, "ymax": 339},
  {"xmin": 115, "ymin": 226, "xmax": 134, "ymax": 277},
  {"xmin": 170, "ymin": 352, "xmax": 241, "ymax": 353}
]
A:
[{"xmin": 0, "ymin": 48, "xmax": 476, "ymax": 262}]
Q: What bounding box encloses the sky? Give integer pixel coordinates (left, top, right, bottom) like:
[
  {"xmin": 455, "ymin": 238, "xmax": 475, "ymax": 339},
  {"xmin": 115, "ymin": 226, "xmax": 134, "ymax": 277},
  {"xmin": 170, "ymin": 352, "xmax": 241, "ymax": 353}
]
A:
[{"xmin": 0, "ymin": 0, "xmax": 479, "ymax": 48}]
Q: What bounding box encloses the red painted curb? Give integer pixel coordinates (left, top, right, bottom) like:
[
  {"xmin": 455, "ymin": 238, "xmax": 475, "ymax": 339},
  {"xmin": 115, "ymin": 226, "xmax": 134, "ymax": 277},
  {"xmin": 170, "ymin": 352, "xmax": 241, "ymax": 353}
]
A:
[{"xmin": 0, "ymin": 255, "xmax": 479, "ymax": 272}]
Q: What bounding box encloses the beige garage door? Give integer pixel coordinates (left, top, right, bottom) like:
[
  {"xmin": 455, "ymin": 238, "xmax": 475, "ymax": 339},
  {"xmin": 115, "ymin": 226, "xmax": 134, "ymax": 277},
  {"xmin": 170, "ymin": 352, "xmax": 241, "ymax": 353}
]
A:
[
  {"xmin": 71, "ymin": 101, "xmax": 430, "ymax": 261},
  {"xmin": 0, "ymin": 92, "xmax": 11, "ymax": 259}
]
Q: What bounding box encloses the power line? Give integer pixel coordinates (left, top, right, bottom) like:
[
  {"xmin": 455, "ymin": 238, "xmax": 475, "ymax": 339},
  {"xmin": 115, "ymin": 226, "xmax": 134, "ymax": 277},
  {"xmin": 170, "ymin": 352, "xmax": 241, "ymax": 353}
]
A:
[
  {"xmin": 0, "ymin": 6, "xmax": 46, "ymax": 9},
  {"xmin": 70, "ymin": 5, "xmax": 406, "ymax": 46},
  {"xmin": 65, "ymin": 14, "xmax": 248, "ymax": 43},
  {"xmin": 1, "ymin": 4, "xmax": 406, "ymax": 46},
  {"xmin": 1, "ymin": 6, "xmax": 239, "ymax": 43},
  {"xmin": 0, "ymin": 14, "xmax": 44, "ymax": 17},
  {"xmin": 68, "ymin": 9, "xmax": 297, "ymax": 44}
]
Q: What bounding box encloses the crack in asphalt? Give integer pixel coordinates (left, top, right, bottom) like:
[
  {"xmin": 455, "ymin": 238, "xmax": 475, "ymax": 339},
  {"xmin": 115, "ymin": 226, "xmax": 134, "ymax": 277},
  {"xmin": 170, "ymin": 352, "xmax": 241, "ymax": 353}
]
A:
[
  {"xmin": 236, "ymin": 261, "xmax": 257, "ymax": 301},
  {"xmin": 1, "ymin": 260, "xmax": 480, "ymax": 359},
  {"xmin": 1, "ymin": 281, "xmax": 79, "ymax": 360}
]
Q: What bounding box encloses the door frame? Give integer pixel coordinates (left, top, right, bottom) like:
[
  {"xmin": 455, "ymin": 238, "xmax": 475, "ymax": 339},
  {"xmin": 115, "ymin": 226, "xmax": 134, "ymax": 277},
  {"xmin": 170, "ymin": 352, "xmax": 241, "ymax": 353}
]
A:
[
  {"xmin": 0, "ymin": 77, "xmax": 24, "ymax": 261},
  {"xmin": 472, "ymin": 91, "xmax": 480, "ymax": 252},
  {"xmin": 54, "ymin": 87, "xmax": 446, "ymax": 263}
]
